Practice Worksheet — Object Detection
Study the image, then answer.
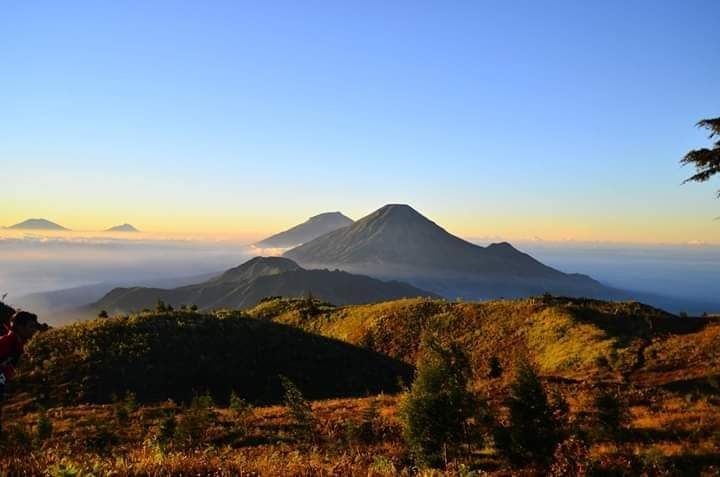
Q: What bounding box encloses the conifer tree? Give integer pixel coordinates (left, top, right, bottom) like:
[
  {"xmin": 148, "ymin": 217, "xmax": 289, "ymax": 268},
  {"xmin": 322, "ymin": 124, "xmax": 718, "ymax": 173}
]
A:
[
  {"xmin": 682, "ymin": 117, "xmax": 720, "ymax": 197},
  {"xmin": 500, "ymin": 358, "xmax": 563, "ymax": 463},
  {"xmin": 280, "ymin": 376, "xmax": 316, "ymax": 442},
  {"xmin": 399, "ymin": 337, "xmax": 487, "ymax": 468}
]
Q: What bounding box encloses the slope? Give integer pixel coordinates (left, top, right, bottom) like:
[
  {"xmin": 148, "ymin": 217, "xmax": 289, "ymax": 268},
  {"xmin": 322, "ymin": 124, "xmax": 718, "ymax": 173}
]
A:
[
  {"xmin": 17, "ymin": 311, "xmax": 412, "ymax": 405},
  {"xmin": 285, "ymin": 204, "xmax": 615, "ymax": 299},
  {"xmin": 255, "ymin": 212, "xmax": 353, "ymax": 249}
]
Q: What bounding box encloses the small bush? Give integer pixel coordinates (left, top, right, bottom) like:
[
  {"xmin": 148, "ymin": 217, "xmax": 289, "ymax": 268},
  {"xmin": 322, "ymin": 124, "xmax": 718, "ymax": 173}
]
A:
[
  {"xmin": 346, "ymin": 398, "xmax": 381, "ymax": 444},
  {"xmin": 368, "ymin": 455, "xmax": 397, "ymax": 475},
  {"xmin": 175, "ymin": 392, "xmax": 216, "ymax": 446},
  {"xmin": 228, "ymin": 391, "xmax": 254, "ymax": 435},
  {"xmin": 157, "ymin": 410, "xmax": 177, "ymax": 447},
  {"xmin": 593, "ymin": 388, "xmax": 627, "ymax": 440},
  {"xmin": 488, "ymin": 355, "xmax": 502, "ymax": 379},
  {"xmin": 35, "ymin": 407, "xmax": 53, "ymax": 443},
  {"xmin": 77, "ymin": 417, "xmax": 118, "ymax": 451},
  {"xmin": 113, "ymin": 391, "xmax": 137, "ymax": 424},
  {"xmin": 280, "ymin": 376, "xmax": 317, "ymax": 442},
  {"xmin": 2, "ymin": 422, "xmax": 33, "ymax": 448},
  {"xmin": 548, "ymin": 437, "xmax": 592, "ymax": 476}
]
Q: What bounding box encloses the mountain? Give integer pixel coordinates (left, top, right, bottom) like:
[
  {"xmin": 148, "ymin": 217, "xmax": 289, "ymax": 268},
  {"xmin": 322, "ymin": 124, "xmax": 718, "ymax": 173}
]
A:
[
  {"xmin": 284, "ymin": 204, "xmax": 617, "ymax": 300},
  {"xmin": 106, "ymin": 223, "xmax": 139, "ymax": 232},
  {"xmin": 92, "ymin": 256, "xmax": 435, "ymax": 315},
  {"xmin": 8, "ymin": 218, "xmax": 69, "ymax": 231},
  {"xmin": 255, "ymin": 212, "xmax": 353, "ymax": 249}
]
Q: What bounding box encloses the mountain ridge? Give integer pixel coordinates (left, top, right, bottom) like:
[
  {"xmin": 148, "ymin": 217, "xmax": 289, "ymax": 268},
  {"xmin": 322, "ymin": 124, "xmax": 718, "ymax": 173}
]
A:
[
  {"xmin": 284, "ymin": 204, "xmax": 614, "ymax": 299},
  {"xmin": 92, "ymin": 256, "xmax": 436, "ymax": 314}
]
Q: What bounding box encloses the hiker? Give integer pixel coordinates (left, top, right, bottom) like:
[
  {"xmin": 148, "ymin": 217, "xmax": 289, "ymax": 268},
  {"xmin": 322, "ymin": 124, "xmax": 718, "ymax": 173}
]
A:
[
  {"xmin": 0, "ymin": 301, "xmax": 15, "ymax": 335},
  {"xmin": 0, "ymin": 311, "xmax": 40, "ymax": 434}
]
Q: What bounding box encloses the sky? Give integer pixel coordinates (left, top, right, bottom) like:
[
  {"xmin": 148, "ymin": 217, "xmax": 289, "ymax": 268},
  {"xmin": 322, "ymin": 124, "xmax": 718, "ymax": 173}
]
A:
[{"xmin": 2, "ymin": 0, "xmax": 719, "ymax": 243}]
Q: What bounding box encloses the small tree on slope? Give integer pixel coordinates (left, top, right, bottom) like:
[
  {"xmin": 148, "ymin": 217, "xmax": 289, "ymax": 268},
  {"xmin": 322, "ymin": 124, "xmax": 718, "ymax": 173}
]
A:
[
  {"xmin": 498, "ymin": 358, "xmax": 565, "ymax": 464},
  {"xmin": 399, "ymin": 336, "xmax": 488, "ymax": 468}
]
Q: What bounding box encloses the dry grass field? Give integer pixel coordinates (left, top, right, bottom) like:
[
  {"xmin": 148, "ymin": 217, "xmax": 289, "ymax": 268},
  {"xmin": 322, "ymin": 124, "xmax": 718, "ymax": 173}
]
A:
[{"xmin": 2, "ymin": 297, "xmax": 720, "ymax": 475}]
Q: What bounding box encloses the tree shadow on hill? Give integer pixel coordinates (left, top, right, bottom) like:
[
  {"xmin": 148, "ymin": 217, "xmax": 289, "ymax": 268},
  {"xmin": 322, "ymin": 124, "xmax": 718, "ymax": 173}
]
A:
[
  {"xmin": 17, "ymin": 313, "xmax": 414, "ymax": 407},
  {"xmin": 567, "ymin": 300, "xmax": 710, "ymax": 342}
]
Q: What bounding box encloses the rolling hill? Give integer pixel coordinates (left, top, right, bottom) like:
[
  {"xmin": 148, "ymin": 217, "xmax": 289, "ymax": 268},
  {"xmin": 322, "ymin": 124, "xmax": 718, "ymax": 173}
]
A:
[
  {"xmin": 7, "ymin": 295, "xmax": 720, "ymax": 475},
  {"xmin": 254, "ymin": 212, "xmax": 353, "ymax": 249},
  {"xmin": 284, "ymin": 204, "xmax": 617, "ymax": 300},
  {"xmin": 7, "ymin": 218, "xmax": 69, "ymax": 230},
  {"xmin": 92, "ymin": 256, "xmax": 436, "ymax": 315},
  {"xmin": 248, "ymin": 295, "xmax": 720, "ymax": 386},
  {"xmin": 18, "ymin": 310, "xmax": 412, "ymax": 405}
]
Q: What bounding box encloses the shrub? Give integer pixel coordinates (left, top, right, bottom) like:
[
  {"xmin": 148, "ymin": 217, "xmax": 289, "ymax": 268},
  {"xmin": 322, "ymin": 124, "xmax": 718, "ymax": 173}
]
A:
[
  {"xmin": 498, "ymin": 358, "xmax": 564, "ymax": 464},
  {"xmin": 548, "ymin": 437, "xmax": 592, "ymax": 476},
  {"xmin": 280, "ymin": 376, "xmax": 317, "ymax": 442},
  {"xmin": 35, "ymin": 406, "xmax": 53, "ymax": 443},
  {"xmin": 593, "ymin": 388, "xmax": 627, "ymax": 440},
  {"xmin": 2, "ymin": 422, "xmax": 33, "ymax": 449},
  {"xmin": 368, "ymin": 455, "xmax": 397, "ymax": 475},
  {"xmin": 175, "ymin": 392, "xmax": 216, "ymax": 446},
  {"xmin": 346, "ymin": 398, "xmax": 381, "ymax": 444},
  {"xmin": 76, "ymin": 416, "xmax": 118, "ymax": 451},
  {"xmin": 98, "ymin": 310, "xmax": 108, "ymax": 319},
  {"xmin": 358, "ymin": 398, "xmax": 380, "ymax": 443},
  {"xmin": 488, "ymin": 355, "xmax": 502, "ymax": 379},
  {"xmin": 229, "ymin": 391, "xmax": 254, "ymax": 435},
  {"xmin": 398, "ymin": 337, "xmax": 487, "ymax": 468},
  {"xmin": 157, "ymin": 410, "xmax": 177, "ymax": 447},
  {"xmin": 114, "ymin": 391, "xmax": 137, "ymax": 424}
]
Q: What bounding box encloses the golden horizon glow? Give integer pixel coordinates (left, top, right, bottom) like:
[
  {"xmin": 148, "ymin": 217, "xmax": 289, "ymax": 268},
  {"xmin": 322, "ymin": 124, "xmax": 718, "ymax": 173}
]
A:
[{"xmin": 2, "ymin": 208, "xmax": 719, "ymax": 246}]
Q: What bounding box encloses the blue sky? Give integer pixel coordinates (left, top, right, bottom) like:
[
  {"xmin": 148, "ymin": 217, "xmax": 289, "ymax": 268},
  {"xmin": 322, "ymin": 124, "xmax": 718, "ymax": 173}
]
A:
[{"xmin": 1, "ymin": 1, "xmax": 719, "ymax": 242}]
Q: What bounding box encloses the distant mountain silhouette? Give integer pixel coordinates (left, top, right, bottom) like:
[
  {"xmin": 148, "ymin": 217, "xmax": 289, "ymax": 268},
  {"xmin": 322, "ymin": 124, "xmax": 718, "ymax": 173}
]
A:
[
  {"xmin": 284, "ymin": 204, "xmax": 618, "ymax": 300},
  {"xmin": 16, "ymin": 270, "xmax": 221, "ymax": 326},
  {"xmin": 92, "ymin": 256, "xmax": 435, "ymax": 314},
  {"xmin": 106, "ymin": 223, "xmax": 139, "ymax": 232},
  {"xmin": 8, "ymin": 218, "xmax": 69, "ymax": 231},
  {"xmin": 255, "ymin": 212, "xmax": 353, "ymax": 248}
]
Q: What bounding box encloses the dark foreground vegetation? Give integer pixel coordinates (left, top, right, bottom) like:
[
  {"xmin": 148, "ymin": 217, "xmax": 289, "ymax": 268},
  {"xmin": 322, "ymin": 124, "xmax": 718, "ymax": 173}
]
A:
[{"xmin": 2, "ymin": 296, "xmax": 720, "ymax": 475}]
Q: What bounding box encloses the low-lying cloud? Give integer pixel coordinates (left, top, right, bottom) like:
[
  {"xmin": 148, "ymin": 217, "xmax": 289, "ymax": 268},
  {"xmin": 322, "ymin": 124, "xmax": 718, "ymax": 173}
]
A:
[{"xmin": 0, "ymin": 231, "xmax": 254, "ymax": 298}]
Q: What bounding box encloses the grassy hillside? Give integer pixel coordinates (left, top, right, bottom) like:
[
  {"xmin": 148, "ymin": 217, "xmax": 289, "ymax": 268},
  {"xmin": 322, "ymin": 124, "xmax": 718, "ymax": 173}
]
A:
[
  {"xmin": 16, "ymin": 310, "xmax": 412, "ymax": 406},
  {"xmin": 3, "ymin": 296, "xmax": 720, "ymax": 475},
  {"xmin": 247, "ymin": 296, "xmax": 720, "ymax": 385}
]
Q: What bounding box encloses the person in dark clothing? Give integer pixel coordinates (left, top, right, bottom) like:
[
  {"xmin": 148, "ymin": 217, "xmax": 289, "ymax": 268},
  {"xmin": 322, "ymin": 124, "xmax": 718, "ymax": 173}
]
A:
[
  {"xmin": 0, "ymin": 301, "xmax": 15, "ymax": 335},
  {"xmin": 0, "ymin": 311, "xmax": 40, "ymax": 435}
]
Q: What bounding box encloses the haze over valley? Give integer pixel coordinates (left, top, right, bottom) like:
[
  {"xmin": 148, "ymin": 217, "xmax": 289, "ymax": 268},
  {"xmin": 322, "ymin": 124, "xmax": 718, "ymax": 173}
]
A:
[{"xmin": 3, "ymin": 205, "xmax": 719, "ymax": 322}]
